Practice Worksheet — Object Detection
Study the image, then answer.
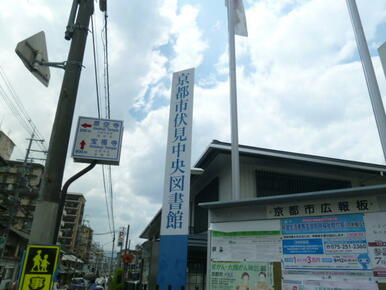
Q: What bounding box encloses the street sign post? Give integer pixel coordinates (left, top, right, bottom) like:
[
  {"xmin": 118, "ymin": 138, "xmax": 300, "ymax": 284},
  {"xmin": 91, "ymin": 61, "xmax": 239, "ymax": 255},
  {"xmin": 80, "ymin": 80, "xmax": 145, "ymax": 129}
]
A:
[
  {"xmin": 18, "ymin": 244, "xmax": 60, "ymax": 290},
  {"xmin": 15, "ymin": 31, "xmax": 50, "ymax": 87},
  {"xmin": 72, "ymin": 116, "xmax": 123, "ymax": 165}
]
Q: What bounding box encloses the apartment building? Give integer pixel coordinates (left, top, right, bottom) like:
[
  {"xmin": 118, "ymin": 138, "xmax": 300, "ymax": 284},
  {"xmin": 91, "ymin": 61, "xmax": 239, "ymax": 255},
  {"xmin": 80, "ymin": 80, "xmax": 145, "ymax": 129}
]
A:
[
  {"xmin": 75, "ymin": 224, "xmax": 93, "ymax": 263},
  {"xmin": 58, "ymin": 192, "xmax": 86, "ymax": 253},
  {"xmin": 0, "ymin": 131, "xmax": 15, "ymax": 161}
]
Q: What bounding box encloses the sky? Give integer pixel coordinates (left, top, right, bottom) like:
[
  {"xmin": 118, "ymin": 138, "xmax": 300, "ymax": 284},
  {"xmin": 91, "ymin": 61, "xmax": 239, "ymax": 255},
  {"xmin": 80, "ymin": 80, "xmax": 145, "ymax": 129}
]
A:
[{"xmin": 1, "ymin": 0, "xmax": 386, "ymax": 252}]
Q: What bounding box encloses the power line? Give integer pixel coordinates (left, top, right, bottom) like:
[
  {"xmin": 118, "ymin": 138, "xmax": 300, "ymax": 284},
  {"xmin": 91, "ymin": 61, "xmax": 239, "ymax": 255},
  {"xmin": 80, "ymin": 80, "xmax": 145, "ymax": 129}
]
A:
[
  {"xmin": 101, "ymin": 6, "xmax": 116, "ymax": 274},
  {"xmin": 101, "ymin": 12, "xmax": 111, "ymax": 119},
  {"xmin": 0, "ymin": 66, "xmax": 48, "ymax": 153},
  {"xmin": 0, "ymin": 67, "xmax": 46, "ymax": 148},
  {"xmin": 104, "ymin": 10, "xmax": 111, "ymax": 119},
  {"xmin": 90, "ymin": 10, "xmax": 115, "ymax": 244},
  {"xmin": 102, "ymin": 165, "xmax": 113, "ymax": 235},
  {"xmin": 91, "ymin": 15, "xmax": 101, "ymax": 119},
  {"xmin": 102, "ymin": 8, "xmax": 114, "ymax": 237},
  {"xmin": 94, "ymin": 230, "xmax": 118, "ymax": 236},
  {"xmin": 108, "ymin": 165, "xmax": 115, "ymax": 234},
  {"xmin": 89, "ymin": 4, "xmax": 116, "ymax": 273}
]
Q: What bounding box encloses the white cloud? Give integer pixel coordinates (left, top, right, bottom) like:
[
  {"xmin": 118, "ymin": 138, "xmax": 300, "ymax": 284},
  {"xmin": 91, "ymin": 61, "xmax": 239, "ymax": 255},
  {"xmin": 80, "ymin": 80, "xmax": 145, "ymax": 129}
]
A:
[
  {"xmin": 169, "ymin": 4, "xmax": 208, "ymax": 71},
  {"xmin": 76, "ymin": 0, "xmax": 386, "ymax": 247},
  {"xmin": 1, "ymin": 0, "xmax": 386, "ymax": 251}
]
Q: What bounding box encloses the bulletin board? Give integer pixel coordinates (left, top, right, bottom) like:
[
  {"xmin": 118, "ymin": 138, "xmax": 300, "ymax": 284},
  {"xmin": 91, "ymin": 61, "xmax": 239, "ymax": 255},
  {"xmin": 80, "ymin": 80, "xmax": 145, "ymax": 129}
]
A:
[{"xmin": 207, "ymin": 211, "xmax": 386, "ymax": 290}]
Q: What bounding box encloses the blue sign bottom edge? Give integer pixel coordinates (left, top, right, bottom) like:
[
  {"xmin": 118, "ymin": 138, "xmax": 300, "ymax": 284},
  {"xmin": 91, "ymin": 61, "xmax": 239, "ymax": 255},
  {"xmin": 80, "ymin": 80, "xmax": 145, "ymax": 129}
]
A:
[{"xmin": 157, "ymin": 234, "xmax": 188, "ymax": 290}]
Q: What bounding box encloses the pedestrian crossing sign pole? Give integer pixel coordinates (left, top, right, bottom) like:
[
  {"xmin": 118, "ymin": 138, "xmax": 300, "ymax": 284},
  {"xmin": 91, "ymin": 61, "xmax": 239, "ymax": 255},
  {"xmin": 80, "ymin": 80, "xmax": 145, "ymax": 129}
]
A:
[{"xmin": 18, "ymin": 244, "xmax": 60, "ymax": 290}]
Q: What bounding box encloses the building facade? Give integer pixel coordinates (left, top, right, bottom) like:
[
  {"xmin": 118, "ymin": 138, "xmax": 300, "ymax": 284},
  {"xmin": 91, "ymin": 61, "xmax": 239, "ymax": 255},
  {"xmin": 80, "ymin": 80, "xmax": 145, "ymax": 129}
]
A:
[
  {"xmin": 75, "ymin": 224, "xmax": 93, "ymax": 263},
  {"xmin": 140, "ymin": 140, "xmax": 386, "ymax": 289},
  {"xmin": 0, "ymin": 132, "xmax": 14, "ymax": 161},
  {"xmin": 0, "ymin": 160, "xmax": 44, "ymax": 233},
  {"xmin": 58, "ymin": 192, "xmax": 86, "ymax": 253},
  {"xmin": 0, "ymin": 159, "xmax": 44, "ymax": 289}
]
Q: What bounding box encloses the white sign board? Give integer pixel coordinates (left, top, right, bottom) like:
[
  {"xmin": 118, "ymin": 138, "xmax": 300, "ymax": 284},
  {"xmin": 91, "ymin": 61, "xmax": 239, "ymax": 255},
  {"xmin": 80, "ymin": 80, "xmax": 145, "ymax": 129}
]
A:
[
  {"xmin": 267, "ymin": 196, "xmax": 378, "ymax": 219},
  {"xmin": 160, "ymin": 68, "xmax": 195, "ymax": 236},
  {"xmin": 72, "ymin": 116, "xmax": 123, "ymax": 165}
]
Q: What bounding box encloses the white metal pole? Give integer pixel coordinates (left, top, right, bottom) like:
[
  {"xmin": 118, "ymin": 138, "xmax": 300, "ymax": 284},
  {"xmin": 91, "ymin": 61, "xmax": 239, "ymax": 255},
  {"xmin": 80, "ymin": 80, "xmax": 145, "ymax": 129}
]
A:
[
  {"xmin": 346, "ymin": 0, "xmax": 386, "ymax": 163},
  {"xmin": 227, "ymin": 0, "xmax": 241, "ymax": 200}
]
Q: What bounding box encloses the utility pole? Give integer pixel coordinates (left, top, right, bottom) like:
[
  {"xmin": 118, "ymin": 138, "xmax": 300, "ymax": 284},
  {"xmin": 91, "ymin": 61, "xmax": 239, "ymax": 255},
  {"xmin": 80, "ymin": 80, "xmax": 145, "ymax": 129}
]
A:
[
  {"xmin": 124, "ymin": 225, "xmax": 130, "ymax": 254},
  {"xmin": 110, "ymin": 235, "xmax": 115, "ymax": 274},
  {"xmin": 29, "ymin": 0, "xmax": 94, "ymax": 244},
  {"xmin": 123, "ymin": 225, "xmax": 130, "ymax": 281},
  {"xmin": 119, "ymin": 227, "xmax": 124, "ymax": 268},
  {"xmin": 24, "ymin": 132, "xmax": 35, "ymax": 165},
  {"xmin": 21, "ymin": 132, "xmax": 46, "ymax": 165},
  {"xmin": 20, "ymin": 132, "xmax": 46, "ymax": 190}
]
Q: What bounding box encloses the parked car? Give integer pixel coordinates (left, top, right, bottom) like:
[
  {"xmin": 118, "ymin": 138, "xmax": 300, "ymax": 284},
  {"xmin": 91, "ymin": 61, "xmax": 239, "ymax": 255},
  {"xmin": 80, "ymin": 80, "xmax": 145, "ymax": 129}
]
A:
[
  {"xmin": 69, "ymin": 278, "xmax": 87, "ymax": 290},
  {"xmin": 95, "ymin": 277, "xmax": 106, "ymax": 289}
]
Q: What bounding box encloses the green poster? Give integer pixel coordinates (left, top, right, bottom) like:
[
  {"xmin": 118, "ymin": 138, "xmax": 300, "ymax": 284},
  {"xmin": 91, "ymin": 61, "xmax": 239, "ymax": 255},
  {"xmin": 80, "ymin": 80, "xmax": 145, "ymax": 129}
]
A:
[{"xmin": 210, "ymin": 261, "xmax": 273, "ymax": 290}]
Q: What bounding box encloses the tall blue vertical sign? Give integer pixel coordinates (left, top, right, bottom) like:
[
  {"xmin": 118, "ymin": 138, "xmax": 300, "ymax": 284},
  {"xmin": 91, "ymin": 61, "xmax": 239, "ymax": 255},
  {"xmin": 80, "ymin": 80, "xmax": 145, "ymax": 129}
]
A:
[{"xmin": 157, "ymin": 68, "xmax": 195, "ymax": 289}]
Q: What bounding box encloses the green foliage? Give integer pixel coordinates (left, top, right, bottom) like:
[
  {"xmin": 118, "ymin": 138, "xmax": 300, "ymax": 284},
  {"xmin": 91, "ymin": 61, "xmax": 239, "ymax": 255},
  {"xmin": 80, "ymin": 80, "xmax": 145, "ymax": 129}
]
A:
[{"xmin": 108, "ymin": 268, "xmax": 124, "ymax": 290}]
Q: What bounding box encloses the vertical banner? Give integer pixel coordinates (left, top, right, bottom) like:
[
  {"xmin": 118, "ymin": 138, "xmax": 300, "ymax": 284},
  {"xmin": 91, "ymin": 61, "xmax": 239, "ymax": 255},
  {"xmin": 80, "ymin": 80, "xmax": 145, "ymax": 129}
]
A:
[
  {"xmin": 118, "ymin": 229, "xmax": 124, "ymax": 247},
  {"xmin": 157, "ymin": 68, "xmax": 195, "ymax": 289}
]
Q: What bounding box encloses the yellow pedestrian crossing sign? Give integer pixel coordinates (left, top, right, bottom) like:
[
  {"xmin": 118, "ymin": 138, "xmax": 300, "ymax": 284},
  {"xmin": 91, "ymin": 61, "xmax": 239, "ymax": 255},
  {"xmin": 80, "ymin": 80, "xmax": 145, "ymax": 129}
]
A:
[{"xmin": 18, "ymin": 244, "xmax": 60, "ymax": 290}]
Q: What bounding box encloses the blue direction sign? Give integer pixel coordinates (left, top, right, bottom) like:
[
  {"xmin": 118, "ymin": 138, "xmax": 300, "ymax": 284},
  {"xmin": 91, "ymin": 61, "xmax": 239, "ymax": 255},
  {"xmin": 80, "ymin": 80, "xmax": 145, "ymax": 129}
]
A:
[{"xmin": 72, "ymin": 116, "xmax": 123, "ymax": 165}]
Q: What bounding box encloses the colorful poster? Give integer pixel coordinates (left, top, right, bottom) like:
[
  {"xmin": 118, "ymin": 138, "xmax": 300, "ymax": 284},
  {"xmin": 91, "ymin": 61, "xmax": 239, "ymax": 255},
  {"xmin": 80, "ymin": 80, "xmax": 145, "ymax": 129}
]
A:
[
  {"xmin": 210, "ymin": 261, "xmax": 273, "ymax": 290},
  {"xmin": 211, "ymin": 230, "xmax": 282, "ymax": 262},
  {"xmin": 365, "ymin": 212, "xmax": 386, "ymax": 281},
  {"xmin": 282, "ymin": 214, "xmax": 372, "ymax": 279}
]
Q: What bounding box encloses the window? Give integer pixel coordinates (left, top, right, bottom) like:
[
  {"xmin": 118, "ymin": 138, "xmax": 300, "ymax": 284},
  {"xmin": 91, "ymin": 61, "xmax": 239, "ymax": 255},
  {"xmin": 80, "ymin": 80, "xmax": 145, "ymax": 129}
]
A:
[
  {"xmin": 67, "ymin": 195, "xmax": 81, "ymax": 201},
  {"xmin": 193, "ymin": 178, "xmax": 219, "ymax": 234},
  {"xmin": 65, "ymin": 201, "xmax": 78, "ymax": 208},
  {"xmin": 66, "ymin": 209, "xmax": 77, "ymax": 215},
  {"xmin": 256, "ymin": 170, "xmax": 351, "ymax": 196},
  {"xmin": 187, "ymin": 261, "xmax": 206, "ymax": 290},
  {"xmin": 62, "ymin": 231, "xmax": 73, "ymax": 238},
  {"xmin": 63, "ymin": 216, "xmax": 76, "ymax": 223}
]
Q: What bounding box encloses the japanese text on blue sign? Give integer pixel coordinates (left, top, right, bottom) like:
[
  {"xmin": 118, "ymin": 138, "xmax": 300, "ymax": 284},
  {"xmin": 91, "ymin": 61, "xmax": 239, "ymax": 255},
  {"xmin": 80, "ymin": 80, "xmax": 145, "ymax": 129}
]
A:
[{"xmin": 160, "ymin": 68, "xmax": 195, "ymax": 235}]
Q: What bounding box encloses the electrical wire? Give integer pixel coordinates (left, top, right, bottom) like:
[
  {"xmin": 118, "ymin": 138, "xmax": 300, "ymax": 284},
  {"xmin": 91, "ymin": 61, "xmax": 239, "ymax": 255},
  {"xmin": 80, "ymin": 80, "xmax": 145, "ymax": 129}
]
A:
[
  {"xmin": 0, "ymin": 67, "xmax": 47, "ymax": 148},
  {"xmin": 0, "ymin": 85, "xmax": 30, "ymax": 134},
  {"xmin": 0, "ymin": 67, "xmax": 47, "ymax": 151},
  {"xmin": 100, "ymin": 8, "xmax": 115, "ymax": 238},
  {"xmin": 102, "ymin": 165, "xmax": 113, "ymax": 234},
  {"xmin": 89, "ymin": 4, "xmax": 116, "ymax": 268},
  {"xmin": 91, "ymin": 15, "xmax": 101, "ymax": 119},
  {"xmin": 108, "ymin": 165, "xmax": 115, "ymax": 234},
  {"xmin": 101, "ymin": 7, "xmax": 117, "ymax": 273},
  {"xmin": 93, "ymin": 230, "xmax": 118, "ymax": 235},
  {"xmin": 90, "ymin": 11, "xmax": 115, "ymax": 245},
  {"xmin": 0, "ymin": 66, "xmax": 47, "ymax": 154},
  {"xmin": 104, "ymin": 11, "xmax": 111, "ymax": 119}
]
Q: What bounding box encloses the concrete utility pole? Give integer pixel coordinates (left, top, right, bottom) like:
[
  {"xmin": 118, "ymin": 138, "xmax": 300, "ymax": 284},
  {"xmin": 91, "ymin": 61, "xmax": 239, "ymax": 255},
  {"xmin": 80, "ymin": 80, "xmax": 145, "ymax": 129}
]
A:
[
  {"xmin": 123, "ymin": 225, "xmax": 130, "ymax": 279},
  {"xmin": 29, "ymin": 0, "xmax": 94, "ymax": 244}
]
